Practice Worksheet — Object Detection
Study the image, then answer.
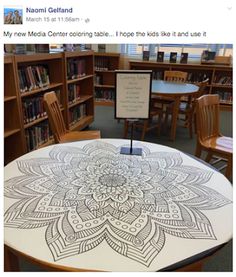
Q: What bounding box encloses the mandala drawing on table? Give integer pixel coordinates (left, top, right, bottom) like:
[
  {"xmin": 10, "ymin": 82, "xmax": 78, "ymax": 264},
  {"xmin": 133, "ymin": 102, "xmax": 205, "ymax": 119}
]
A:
[{"xmin": 4, "ymin": 141, "xmax": 231, "ymax": 267}]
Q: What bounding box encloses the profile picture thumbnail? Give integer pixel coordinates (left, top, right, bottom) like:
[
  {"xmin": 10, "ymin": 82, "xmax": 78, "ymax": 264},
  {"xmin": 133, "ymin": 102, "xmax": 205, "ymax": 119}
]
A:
[{"xmin": 4, "ymin": 7, "xmax": 23, "ymax": 24}]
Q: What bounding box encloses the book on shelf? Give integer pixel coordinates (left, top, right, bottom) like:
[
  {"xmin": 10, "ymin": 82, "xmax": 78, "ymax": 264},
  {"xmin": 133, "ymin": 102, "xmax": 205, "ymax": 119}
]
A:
[
  {"xmin": 68, "ymin": 84, "xmax": 80, "ymax": 104},
  {"xmin": 142, "ymin": 51, "xmax": 150, "ymax": 61},
  {"xmin": 201, "ymin": 50, "xmax": 216, "ymax": 63},
  {"xmin": 95, "ymin": 57, "xmax": 109, "ymax": 71},
  {"xmin": 22, "ymin": 97, "xmax": 45, "ymax": 123},
  {"xmin": 18, "ymin": 65, "xmax": 50, "ymax": 93},
  {"xmin": 216, "ymin": 91, "xmax": 232, "ymax": 104},
  {"xmin": 25, "ymin": 121, "xmax": 53, "ymax": 151},
  {"xmin": 95, "ymin": 89, "xmax": 115, "ymax": 101},
  {"xmin": 152, "ymin": 71, "xmax": 163, "ymax": 80},
  {"xmin": 73, "ymin": 44, "xmax": 83, "ymax": 51},
  {"xmin": 14, "ymin": 44, "xmax": 27, "ymax": 54},
  {"xmin": 69, "ymin": 104, "xmax": 86, "ymax": 125},
  {"xmin": 22, "ymin": 90, "xmax": 61, "ymax": 124},
  {"xmin": 85, "ymin": 44, "xmax": 92, "ymax": 50},
  {"xmin": 169, "ymin": 52, "xmax": 177, "ymax": 63},
  {"xmin": 98, "ymin": 44, "xmax": 106, "ymax": 53},
  {"xmin": 156, "ymin": 51, "xmax": 164, "ymax": 62},
  {"xmin": 63, "ymin": 44, "xmax": 74, "ymax": 51},
  {"xmin": 187, "ymin": 72, "xmax": 210, "ymax": 83},
  {"xmin": 35, "ymin": 44, "xmax": 50, "ymax": 53},
  {"xmin": 213, "ymin": 75, "xmax": 232, "ymax": 85},
  {"xmin": 67, "ymin": 59, "xmax": 86, "ymax": 79},
  {"xmin": 180, "ymin": 53, "xmax": 188, "ymax": 64}
]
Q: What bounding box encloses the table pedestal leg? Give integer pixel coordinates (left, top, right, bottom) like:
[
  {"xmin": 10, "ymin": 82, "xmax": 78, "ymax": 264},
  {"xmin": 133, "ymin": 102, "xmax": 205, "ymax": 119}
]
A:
[{"xmin": 170, "ymin": 97, "xmax": 180, "ymax": 141}]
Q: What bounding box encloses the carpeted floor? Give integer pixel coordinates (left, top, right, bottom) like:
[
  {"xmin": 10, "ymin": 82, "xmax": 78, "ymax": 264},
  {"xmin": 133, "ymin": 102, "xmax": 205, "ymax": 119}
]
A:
[{"xmin": 18, "ymin": 106, "xmax": 233, "ymax": 272}]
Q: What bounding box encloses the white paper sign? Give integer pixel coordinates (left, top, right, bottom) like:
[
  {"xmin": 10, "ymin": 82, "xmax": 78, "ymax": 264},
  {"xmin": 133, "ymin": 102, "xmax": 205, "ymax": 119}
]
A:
[{"xmin": 115, "ymin": 71, "xmax": 151, "ymax": 119}]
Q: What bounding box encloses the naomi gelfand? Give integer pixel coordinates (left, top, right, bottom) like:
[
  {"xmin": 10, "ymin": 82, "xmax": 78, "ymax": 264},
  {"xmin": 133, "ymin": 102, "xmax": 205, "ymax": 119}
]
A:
[{"xmin": 4, "ymin": 11, "xmax": 14, "ymax": 24}]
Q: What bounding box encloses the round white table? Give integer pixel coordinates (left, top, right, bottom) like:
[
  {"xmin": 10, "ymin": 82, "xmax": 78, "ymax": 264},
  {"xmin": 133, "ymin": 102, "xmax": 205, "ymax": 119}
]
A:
[{"xmin": 4, "ymin": 139, "xmax": 232, "ymax": 271}]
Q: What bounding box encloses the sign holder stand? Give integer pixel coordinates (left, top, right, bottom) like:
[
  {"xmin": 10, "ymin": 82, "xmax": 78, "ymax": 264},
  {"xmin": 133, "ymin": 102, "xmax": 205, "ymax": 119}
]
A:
[
  {"xmin": 115, "ymin": 70, "xmax": 152, "ymax": 156},
  {"xmin": 120, "ymin": 119, "xmax": 142, "ymax": 156}
]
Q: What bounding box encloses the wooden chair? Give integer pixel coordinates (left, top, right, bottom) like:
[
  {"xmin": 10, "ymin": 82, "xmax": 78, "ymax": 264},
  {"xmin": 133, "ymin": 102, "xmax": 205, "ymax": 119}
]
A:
[
  {"xmin": 123, "ymin": 103, "xmax": 163, "ymax": 141},
  {"xmin": 195, "ymin": 94, "xmax": 232, "ymax": 179},
  {"xmin": 164, "ymin": 71, "xmax": 188, "ymax": 82},
  {"xmin": 164, "ymin": 79, "xmax": 209, "ymax": 138},
  {"xmin": 193, "ymin": 79, "xmax": 209, "ymax": 133},
  {"xmin": 43, "ymin": 92, "xmax": 101, "ymax": 143}
]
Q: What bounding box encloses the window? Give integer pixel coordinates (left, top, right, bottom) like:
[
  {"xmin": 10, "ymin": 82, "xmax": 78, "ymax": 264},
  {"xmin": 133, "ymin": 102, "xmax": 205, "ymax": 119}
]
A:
[{"xmin": 121, "ymin": 44, "xmax": 233, "ymax": 62}]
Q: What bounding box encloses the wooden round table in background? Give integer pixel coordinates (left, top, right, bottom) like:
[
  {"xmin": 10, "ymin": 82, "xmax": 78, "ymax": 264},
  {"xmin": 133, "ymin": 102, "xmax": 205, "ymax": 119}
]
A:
[{"xmin": 151, "ymin": 80, "xmax": 199, "ymax": 140}]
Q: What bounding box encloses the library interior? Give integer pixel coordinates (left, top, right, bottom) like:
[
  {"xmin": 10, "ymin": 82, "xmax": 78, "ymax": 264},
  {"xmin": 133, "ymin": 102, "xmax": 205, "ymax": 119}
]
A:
[{"xmin": 4, "ymin": 43, "xmax": 233, "ymax": 272}]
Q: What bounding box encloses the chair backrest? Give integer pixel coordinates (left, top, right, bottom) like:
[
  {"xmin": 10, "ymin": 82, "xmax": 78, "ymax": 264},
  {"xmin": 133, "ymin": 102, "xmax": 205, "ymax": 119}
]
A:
[
  {"xmin": 191, "ymin": 78, "xmax": 209, "ymax": 105},
  {"xmin": 195, "ymin": 94, "xmax": 220, "ymax": 143},
  {"xmin": 43, "ymin": 91, "xmax": 67, "ymax": 143},
  {"xmin": 164, "ymin": 71, "xmax": 188, "ymax": 83},
  {"xmin": 195, "ymin": 78, "xmax": 209, "ymax": 99}
]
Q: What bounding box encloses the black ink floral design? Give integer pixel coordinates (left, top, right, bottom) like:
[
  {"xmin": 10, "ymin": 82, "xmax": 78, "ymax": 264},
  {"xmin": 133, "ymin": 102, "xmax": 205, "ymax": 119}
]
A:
[{"xmin": 4, "ymin": 141, "xmax": 231, "ymax": 267}]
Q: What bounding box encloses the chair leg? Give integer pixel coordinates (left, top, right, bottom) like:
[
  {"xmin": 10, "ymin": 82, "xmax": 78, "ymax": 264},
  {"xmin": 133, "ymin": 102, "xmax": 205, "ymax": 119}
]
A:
[
  {"xmin": 188, "ymin": 114, "xmax": 193, "ymax": 139},
  {"xmin": 195, "ymin": 143, "xmax": 202, "ymax": 158},
  {"xmin": 157, "ymin": 113, "xmax": 163, "ymax": 136},
  {"xmin": 141, "ymin": 120, "xmax": 148, "ymax": 141},
  {"xmin": 163, "ymin": 112, "xmax": 169, "ymax": 134},
  {"xmin": 225, "ymin": 155, "xmax": 232, "ymax": 180},
  {"xmin": 194, "ymin": 113, "xmax": 197, "ymax": 134}
]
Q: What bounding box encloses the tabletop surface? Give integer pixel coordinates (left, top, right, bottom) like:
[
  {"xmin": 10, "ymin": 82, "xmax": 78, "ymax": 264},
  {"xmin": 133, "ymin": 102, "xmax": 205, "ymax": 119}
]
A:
[
  {"xmin": 4, "ymin": 139, "xmax": 232, "ymax": 271},
  {"xmin": 152, "ymin": 80, "xmax": 199, "ymax": 95}
]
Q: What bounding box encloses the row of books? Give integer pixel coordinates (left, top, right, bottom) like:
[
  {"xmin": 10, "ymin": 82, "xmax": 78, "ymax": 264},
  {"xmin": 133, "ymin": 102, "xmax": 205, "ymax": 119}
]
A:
[
  {"xmin": 213, "ymin": 75, "xmax": 232, "ymax": 85},
  {"xmin": 5, "ymin": 44, "xmax": 50, "ymax": 54},
  {"xmin": 151, "ymin": 70, "xmax": 210, "ymax": 83},
  {"xmin": 22, "ymin": 96, "xmax": 46, "ymax": 124},
  {"xmin": 152, "ymin": 71, "xmax": 164, "ymax": 80},
  {"xmin": 68, "ymin": 84, "xmax": 80, "ymax": 104},
  {"xmin": 67, "ymin": 58, "xmax": 86, "ymax": 80},
  {"xmin": 216, "ymin": 91, "xmax": 232, "ymax": 104},
  {"xmin": 22, "ymin": 90, "xmax": 61, "ymax": 124},
  {"xmin": 18, "ymin": 65, "xmax": 50, "ymax": 93},
  {"xmin": 95, "ymin": 89, "xmax": 115, "ymax": 101},
  {"xmin": 94, "ymin": 57, "xmax": 111, "ymax": 71},
  {"xmin": 143, "ymin": 51, "xmax": 189, "ymax": 64},
  {"xmin": 186, "ymin": 73, "xmax": 211, "ymax": 83},
  {"xmin": 69, "ymin": 104, "xmax": 86, "ymax": 126},
  {"xmin": 25, "ymin": 122, "xmax": 53, "ymax": 151}
]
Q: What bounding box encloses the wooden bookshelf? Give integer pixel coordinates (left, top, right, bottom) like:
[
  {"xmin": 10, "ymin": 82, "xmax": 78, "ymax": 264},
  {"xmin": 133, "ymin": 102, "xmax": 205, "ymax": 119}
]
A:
[
  {"xmin": 14, "ymin": 52, "xmax": 65, "ymax": 153},
  {"xmin": 4, "ymin": 55, "xmax": 25, "ymax": 165},
  {"xmin": 129, "ymin": 60, "xmax": 233, "ymax": 110},
  {"xmin": 64, "ymin": 51, "xmax": 95, "ymax": 130},
  {"xmin": 4, "ymin": 51, "xmax": 96, "ymax": 164},
  {"xmin": 94, "ymin": 53, "xmax": 120, "ymax": 106}
]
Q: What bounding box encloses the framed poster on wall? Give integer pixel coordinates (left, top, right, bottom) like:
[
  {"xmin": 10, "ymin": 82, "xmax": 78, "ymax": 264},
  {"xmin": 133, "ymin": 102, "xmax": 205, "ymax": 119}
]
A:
[{"xmin": 115, "ymin": 70, "xmax": 152, "ymax": 119}]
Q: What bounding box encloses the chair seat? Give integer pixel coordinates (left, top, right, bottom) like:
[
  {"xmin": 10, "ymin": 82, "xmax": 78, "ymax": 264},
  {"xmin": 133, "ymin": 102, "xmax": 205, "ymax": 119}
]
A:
[
  {"xmin": 202, "ymin": 136, "xmax": 233, "ymax": 155},
  {"xmin": 60, "ymin": 130, "xmax": 101, "ymax": 143}
]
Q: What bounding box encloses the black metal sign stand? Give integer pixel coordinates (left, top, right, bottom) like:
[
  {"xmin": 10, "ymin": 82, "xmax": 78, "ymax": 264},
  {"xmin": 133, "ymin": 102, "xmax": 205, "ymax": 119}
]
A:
[{"xmin": 120, "ymin": 119, "xmax": 142, "ymax": 156}]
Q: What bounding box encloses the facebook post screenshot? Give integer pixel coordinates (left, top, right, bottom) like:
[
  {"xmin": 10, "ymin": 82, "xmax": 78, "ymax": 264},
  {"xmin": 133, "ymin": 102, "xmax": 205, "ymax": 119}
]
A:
[{"xmin": 1, "ymin": 0, "xmax": 234, "ymax": 273}]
